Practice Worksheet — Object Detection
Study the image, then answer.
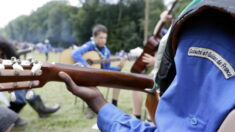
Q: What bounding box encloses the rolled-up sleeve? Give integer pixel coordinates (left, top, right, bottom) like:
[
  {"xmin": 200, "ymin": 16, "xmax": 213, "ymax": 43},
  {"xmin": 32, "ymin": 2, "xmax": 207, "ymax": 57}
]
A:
[{"xmin": 97, "ymin": 103, "xmax": 158, "ymax": 132}]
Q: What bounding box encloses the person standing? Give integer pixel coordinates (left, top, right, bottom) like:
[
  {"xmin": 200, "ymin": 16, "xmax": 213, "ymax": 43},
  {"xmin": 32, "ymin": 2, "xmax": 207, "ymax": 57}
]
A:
[{"xmin": 43, "ymin": 39, "xmax": 52, "ymax": 61}]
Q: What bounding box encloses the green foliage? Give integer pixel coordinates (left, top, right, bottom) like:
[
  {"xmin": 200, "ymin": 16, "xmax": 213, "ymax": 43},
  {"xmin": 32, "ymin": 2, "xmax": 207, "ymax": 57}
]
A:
[
  {"xmin": 2, "ymin": 1, "xmax": 77, "ymax": 47},
  {"xmin": 0, "ymin": 0, "xmax": 192, "ymax": 52},
  {"xmin": 67, "ymin": 0, "xmax": 146, "ymax": 53}
]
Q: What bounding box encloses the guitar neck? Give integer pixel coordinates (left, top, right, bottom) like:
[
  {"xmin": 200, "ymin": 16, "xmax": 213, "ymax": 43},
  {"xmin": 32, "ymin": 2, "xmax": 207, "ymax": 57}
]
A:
[
  {"xmin": 90, "ymin": 56, "xmax": 137, "ymax": 65},
  {"xmin": 0, "ymin": 61, "xmax": 153, "ymax": 92},
  {"xmin": 46, "ymin": 63, "xmax": 154, "ymax": 92},
  {"xmin": 92, "ymin": 57, "xmax": 121, "ymax": 64}
]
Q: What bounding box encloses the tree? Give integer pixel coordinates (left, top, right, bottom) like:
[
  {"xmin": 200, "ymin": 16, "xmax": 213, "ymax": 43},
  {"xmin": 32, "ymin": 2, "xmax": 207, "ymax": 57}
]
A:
[{"xmin": 0, "ymin": 0, "xmax": 192, "ymax": 52}]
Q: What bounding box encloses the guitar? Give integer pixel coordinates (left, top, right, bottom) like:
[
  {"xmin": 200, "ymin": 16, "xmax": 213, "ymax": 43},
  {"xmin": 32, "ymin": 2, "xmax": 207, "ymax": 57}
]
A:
[
  {"xmin": 59, "ymin": 48, "xmax": 75, "ymax": 65},
  {"xmin": 0, "ymin": 58, "xmax": 154, "ymax": 92},
  {"xmin": 59, "ymin": 49, "xmax": 137, "ymax": 68},
  {"xmin": 82, "ymin": 51, "xmax": 138, "ymax": 68}
]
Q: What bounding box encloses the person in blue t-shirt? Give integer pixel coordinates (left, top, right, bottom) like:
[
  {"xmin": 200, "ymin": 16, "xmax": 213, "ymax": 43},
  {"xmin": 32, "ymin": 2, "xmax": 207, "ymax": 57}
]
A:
[
  {"xmin": 58, "ymin": 6, "xmax": 235, "ymax": 132},
  {"xmin": 72, "ymin": 24, "xmax": 126, "ymax": 119},
  {"xmin": 43, "ymin": 39, "xmax": 52, "ymax": 61}
]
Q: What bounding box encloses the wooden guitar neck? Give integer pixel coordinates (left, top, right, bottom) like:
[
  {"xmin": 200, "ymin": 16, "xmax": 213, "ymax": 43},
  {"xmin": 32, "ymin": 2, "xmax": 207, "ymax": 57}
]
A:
[{"xmin": 0, "ymin": 59, "xmax": 154, "ymax": 92}]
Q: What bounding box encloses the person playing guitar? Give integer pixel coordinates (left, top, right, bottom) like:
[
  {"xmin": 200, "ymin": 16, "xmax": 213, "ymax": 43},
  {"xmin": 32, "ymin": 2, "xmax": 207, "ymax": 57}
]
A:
[{"xmin": 72, "ymin": 24, "xmax": 126, "ymax": 119}]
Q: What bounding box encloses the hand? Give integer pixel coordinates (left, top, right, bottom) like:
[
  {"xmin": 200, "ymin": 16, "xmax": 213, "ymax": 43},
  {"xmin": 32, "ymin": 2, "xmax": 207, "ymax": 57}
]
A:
[
  {"xmin": 118, "ymin": 57, "xmax": 126, "ymax": 70},
  {"xmin": 142, "ymin": 53, "xmax": 155, "ymax": 67},
  {"xmin": 58, "ymin": 72, "xmax": 107, "ymax": 113},
  {"xmin": 160, "ymin": 10, "xmax": 173, "ymax": 22}
]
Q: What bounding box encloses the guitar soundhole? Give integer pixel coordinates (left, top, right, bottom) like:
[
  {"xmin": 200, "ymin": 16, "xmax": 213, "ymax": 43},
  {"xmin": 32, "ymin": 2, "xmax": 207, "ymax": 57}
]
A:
[{"xmin": 86, "ymin": 59, "xmax": 93, "ymax": 65}]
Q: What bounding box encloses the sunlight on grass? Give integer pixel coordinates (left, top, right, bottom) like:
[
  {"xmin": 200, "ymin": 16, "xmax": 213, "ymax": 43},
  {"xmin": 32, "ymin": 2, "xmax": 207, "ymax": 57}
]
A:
[{"xmin": 12, "ymin": 51, "xmax": 148, "ymax": 132}]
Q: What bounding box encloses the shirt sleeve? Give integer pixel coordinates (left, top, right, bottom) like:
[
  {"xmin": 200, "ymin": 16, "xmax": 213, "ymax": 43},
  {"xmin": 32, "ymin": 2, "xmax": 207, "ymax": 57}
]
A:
[
  {"xmin": 72, "ymin": 44, "xmax": 91, "ymax": 67},
  {"xmin": 97, "ymin": 103, "xmax": 158, "ymax": 132},
  {"xmin": 105, "ymin": 63, "xmax": 121, "ymax": 71},
  {"xmin": 102, "ymin": 49, "xmax": 121, "ymax": 71}
]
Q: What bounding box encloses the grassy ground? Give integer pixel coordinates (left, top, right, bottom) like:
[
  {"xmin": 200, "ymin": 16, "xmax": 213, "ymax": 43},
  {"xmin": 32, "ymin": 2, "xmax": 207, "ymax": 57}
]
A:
[{"xmin": 11, "ymin": 51, "xmax": 147, "ymax": 132}]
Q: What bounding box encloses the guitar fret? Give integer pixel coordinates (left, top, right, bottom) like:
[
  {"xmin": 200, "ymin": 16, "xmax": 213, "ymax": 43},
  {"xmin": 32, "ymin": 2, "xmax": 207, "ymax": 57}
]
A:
[{"xmin": 0, "ymin": 70, "xmax": 42, "ymax": 76}]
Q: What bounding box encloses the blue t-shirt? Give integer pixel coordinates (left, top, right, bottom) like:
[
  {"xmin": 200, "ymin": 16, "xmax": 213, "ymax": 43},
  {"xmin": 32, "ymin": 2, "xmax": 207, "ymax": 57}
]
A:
[
  {"xmin": 43, "ymin": 43, "xmax": 52, "ymax": 54},
  {"xmin": 97, "ymin": 11, "xmax": 235, "ymax": 132}
]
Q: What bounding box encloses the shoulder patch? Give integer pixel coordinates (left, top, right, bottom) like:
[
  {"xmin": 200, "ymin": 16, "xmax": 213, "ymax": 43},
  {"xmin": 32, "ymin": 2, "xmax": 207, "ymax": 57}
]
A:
[{"xmin": 188, "ymin": 47, "xmax": 235, "ymax": 79}]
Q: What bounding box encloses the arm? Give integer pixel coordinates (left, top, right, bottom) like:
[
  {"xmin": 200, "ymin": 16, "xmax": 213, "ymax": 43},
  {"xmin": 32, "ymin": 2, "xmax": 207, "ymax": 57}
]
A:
[
  {"xmin": 98, "ymin": 103, "xmax": 157, "ymax": 132},
  {"xmin": 103, "ymin": 50, "xmax": 126, "ymax": 71},
  {"xmin": 104, "ymin": 61, "xmax": 121, "ymax": 71},
  {"xmin": 58, "ymin": 72, "xmax": 158, "ymax": 132},
  {"xmin": 72, "ymin": 43, "xmax": 92, "ymax": 67}
]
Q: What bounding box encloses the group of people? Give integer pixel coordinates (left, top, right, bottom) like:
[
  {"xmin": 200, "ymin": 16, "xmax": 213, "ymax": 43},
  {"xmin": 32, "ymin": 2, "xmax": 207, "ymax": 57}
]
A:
[{"xmin": 1, "ymin": 0, "xmax": 235, "ymax": 131}]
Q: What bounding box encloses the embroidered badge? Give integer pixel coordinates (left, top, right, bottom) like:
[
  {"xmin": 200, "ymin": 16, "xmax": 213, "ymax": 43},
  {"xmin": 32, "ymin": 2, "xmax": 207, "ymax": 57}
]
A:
[{"xmin": 188, "ymin": 47, "xmax": 235, "ymax": 79}]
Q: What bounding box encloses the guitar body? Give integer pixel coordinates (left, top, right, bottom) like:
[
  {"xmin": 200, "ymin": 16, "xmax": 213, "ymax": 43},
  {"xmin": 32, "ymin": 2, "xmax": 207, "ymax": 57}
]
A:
[
  {"xmin": 59, "ymin": 48, "xmax": 75, "ymax": 64},
  {"xmin": 83, "ymin": 51, "xmax": 101, "ymax": 69},
  {"xmin": 59, "ymin": 48, "xmax": 102, "ymax": 69},
  {"xmin": 145, "ymin": 91, "xmax": 160, "ymax": 124}
]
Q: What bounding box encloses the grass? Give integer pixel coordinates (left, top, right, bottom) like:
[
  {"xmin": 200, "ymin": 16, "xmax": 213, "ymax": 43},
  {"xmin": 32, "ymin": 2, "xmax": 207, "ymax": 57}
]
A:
[{"xmin": 11, "ymin": 51, "xmax": 147, "ymax": 132}]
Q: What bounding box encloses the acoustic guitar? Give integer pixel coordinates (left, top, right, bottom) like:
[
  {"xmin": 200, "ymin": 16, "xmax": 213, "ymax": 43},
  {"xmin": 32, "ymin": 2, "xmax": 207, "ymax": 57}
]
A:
[
  {"xmin": 0, "ymin": 58, "xmax": 154, "ymax": 93},
  {"xmin": 59, "ymin": 48, "xmax": 137, "ymax": 68}
]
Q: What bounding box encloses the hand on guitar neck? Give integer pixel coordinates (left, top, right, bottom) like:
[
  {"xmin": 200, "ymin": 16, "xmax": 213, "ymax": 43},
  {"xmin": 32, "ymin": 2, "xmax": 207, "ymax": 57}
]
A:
[
  {"xmin": 59, "ymin": 72, "xmax": 107, "ymax": 113},
  {"xmin": 160, "ymin": 10, "xmax": 173, "ymax": 23},
  {"xmin": 117, "ymin": 57, "xmax": 126, "ymax": 70}
]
